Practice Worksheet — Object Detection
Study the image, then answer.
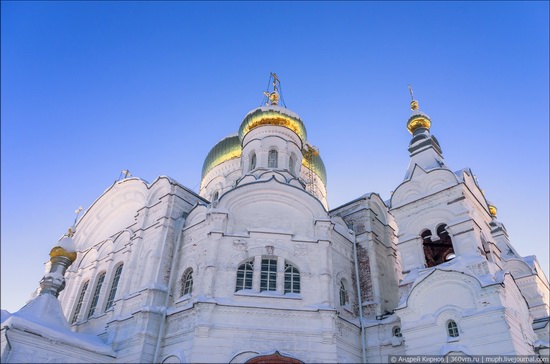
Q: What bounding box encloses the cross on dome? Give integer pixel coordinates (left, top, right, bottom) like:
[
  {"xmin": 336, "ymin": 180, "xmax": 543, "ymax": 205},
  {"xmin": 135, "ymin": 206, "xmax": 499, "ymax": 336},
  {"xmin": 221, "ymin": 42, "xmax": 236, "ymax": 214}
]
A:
[{"xmin": 263, "ymin": 72, "xmax": 281, "ymax": 106}]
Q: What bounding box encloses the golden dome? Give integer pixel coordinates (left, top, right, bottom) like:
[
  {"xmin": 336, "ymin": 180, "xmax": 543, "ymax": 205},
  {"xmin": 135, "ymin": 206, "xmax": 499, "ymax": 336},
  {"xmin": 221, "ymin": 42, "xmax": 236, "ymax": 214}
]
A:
[
  {"xmin": 50, "ymin": 246, "xmax": 77, "ymax": 263},
  {"xmin": 488, "ymin": 204, "xmax": 497, "ymax": 217},
  {"xmin": 302, "ymin": 151, "xmax": 327, "ymax": 186},
  {"xmin": 202, "ymin": 134, "xmax": 242, "ymax": 179},
  {"xmin": 406, "ymin": 99, "xmax": 431, "ymax": 134},
  {"xmin": 238, "ymin": 105, "xmax": 307, "ymax": 143}
]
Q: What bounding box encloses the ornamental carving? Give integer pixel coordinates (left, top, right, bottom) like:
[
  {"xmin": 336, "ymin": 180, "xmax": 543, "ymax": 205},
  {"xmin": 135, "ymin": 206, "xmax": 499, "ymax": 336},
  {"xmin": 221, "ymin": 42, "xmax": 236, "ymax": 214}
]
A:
[{"xmin": 233, "ymin": 239, "xmax": 248, "ymax": 251}]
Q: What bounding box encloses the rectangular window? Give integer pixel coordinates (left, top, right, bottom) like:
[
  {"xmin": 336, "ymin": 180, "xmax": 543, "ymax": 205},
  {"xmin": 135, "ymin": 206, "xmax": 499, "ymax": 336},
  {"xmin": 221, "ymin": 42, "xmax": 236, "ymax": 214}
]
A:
[{"xmin": 260, "ymin": 259, "xmax": 277, "ymax": 292}]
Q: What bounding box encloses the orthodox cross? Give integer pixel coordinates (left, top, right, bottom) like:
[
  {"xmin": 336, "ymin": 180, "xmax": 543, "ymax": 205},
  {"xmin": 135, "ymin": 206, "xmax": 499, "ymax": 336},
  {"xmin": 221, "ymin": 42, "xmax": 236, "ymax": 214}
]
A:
[{"xmin": 408, "ymin": 84, "xmax": 414, "ymax": 101}]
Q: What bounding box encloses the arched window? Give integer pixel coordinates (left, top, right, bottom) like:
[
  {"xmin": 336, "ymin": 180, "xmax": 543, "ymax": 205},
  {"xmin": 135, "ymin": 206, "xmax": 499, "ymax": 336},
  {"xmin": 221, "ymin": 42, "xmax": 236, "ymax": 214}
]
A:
[
  {"xmin": 268, "ymin": 149, "xmax": 278, "ymax": 168},
  {"xmin": 105, "ymin": 264, "xmax": 123, "ymax": 310},
  {"xmin": 249, "ymin": 153, "xmax": 257, "ymax": 171},
  {"xmin": 212, "ymin": 191, "xmax": 219, "ymax": 203},
  {"xmin": 236, "ymin": 261, "xmax": 254, "ymax": 291},
  {"xmin": 339, "ymin": 280, "xmax": 349, "ymax": 306},
  {"xmin": 260, "ymin": 259, "xmax": 277, "ymax": 292},
  {"xmin": 289, "ymin": 155, "xmax": 296, "ymax": 175},
  {"xmin": 87, "ymin": 272, "xmax": 106, "ymax": 318},
  {"xmin": 421, "ymin": 229, "xmax": 432, "ymax": 241},
  {"xmin": 393, "ymin": 326, "xmax": 402, "ymax": 338},
  {"xmin": 284, "ymin": 263, "xmax": 300, "ymax": 294},
  {"xmin": 181, "ymin": 268, "xmax": 193, "ymax": 296},
  {"xmin": 422, "ymin": 224, "xmax": 455, "ymax": 267},
  {"xmin": 71, "ymin": 280, "xmax": 89, "ymax": 324},
  {"xmin": 447, "ymin": 320, "xmax": 459, "ymax": 338}
]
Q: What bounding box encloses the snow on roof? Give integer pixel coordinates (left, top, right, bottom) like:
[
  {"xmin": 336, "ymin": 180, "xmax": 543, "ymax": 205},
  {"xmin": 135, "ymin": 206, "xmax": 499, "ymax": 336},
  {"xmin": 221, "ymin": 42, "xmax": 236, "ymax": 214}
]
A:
[
  {"xmin": 522, "ymin": 255, "xmax": 537, "ymax": 269},
  {"xmin": 57, "ymin": 235, "xmax": 76, "ymax": 252},
  {"xmin": 2, "ymin": 294, "xmax": 114, "ymax": 356},
  {"xmin": 453, "ymin": 168, "xmax": 469, "ymax": 183},
  {"xmin": 410, "ymin": 109, "xmax": 430, "ymax": 119},
  {"xmin": 1, "ymin": 309, "xmax": 11, "ymax": 324}
]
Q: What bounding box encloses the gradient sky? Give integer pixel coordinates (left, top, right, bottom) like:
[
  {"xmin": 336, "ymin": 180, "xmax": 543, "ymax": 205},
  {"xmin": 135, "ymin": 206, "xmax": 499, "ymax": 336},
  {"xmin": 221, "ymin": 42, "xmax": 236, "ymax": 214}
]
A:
[{"xmin": 1, "ymin": 1, "xmax": 548, "ymax": 313}]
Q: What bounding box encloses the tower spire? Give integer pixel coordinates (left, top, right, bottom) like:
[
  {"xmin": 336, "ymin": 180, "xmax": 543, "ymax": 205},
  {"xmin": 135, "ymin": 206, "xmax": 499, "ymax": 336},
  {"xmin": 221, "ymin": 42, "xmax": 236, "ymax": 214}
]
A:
[{"xmin": 403, "ymin": 86, "xmax": 446, "ymax": 180}]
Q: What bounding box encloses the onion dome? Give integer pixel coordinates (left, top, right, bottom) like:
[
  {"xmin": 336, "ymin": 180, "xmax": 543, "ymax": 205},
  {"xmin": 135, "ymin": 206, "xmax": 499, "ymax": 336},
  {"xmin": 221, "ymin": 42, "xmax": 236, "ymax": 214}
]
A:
[
  {"xmin": 50, "ymin": 246, "xmax": 77, "ymax": 263},
  {"xmin": 302, "ymin": 151, "xmax": 327, "ymax": 186},
  {"xmin": 202, "ymin": 134, "xmax": 242, "ymax": 179},
  {"xmin": 50, "ymin": 226, "xmax": 77, "ymax": 263},
  {"xmin": 488, "ymin": 203, "xmax": 498, "ymax": 218},
  {"xmin": 407, "ymin": 99, "xmax": 432, "ymax": 134},
  {"xmin": 238, "ymin": 105, "xmax": 307, "ymax": 143}
]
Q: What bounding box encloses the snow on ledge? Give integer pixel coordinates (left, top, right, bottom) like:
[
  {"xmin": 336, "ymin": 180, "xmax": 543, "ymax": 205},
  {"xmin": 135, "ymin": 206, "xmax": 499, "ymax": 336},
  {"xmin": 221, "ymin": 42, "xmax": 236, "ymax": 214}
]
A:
[{"xmin": 1, "ymin": 294, "xmax": 114, "ymax": 356}]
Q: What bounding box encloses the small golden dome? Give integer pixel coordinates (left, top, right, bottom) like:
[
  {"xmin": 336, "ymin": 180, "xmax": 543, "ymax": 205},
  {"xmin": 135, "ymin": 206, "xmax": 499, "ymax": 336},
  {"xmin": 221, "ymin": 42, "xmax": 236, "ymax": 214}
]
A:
[
  {"xmin": 50, "ymin": 246, "xmax": 77, "ymax": 263},
  {"xmin": 488, "ymin": 204, "xmax": 497, "ymax": 217},
  {"xmin": 406, "ymin": 99, "xmax": 431, "ymax": 134},
  {"xmin": 407, "ymin": 115, "xmax": 431, "ymax": 134}
]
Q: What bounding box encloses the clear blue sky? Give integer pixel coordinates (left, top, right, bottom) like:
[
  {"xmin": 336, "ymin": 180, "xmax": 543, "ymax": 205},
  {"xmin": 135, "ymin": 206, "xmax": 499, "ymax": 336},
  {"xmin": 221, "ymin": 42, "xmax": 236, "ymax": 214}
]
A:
[{"xmin": 2, "ymin": 1, "xmax": 548, "ymax": 313}]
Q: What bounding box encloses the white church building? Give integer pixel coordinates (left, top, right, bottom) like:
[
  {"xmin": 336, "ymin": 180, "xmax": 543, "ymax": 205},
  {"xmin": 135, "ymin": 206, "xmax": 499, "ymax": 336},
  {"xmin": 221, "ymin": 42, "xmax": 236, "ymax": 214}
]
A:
[{"xmin": 1, "ymin": 76, "xmax": 549, "ymax": 363}]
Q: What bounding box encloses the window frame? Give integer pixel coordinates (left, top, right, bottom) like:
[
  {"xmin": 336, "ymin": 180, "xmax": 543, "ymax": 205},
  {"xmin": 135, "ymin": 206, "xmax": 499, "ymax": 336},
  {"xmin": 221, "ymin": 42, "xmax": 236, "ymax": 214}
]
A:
[
  {"xmin": 71, "ymin": 280, "xmax": 89, "ymax": 324},
  {"xmin": 181, "ymin": 268, "xmax": 193, "ymax": 297},
  {"xmin": 235, "ymin": 256, "xmax": 302, "ymax": 298},
  {"xmin": 105, "ymin": 264, "xmax": 123, "ymax": 311},
  {"xmin": 447, "ymin": 320, "xmax": 460, "ymax": 338},
  {"xmin": 87, "ymin": 272, "xmax": 106, "ymax": 319},
  {"xmin": 260, "ymin": 258, "xmax": 277, "ymax": 292},
  {"xmin": 267, "ymin": 149, "xmax": 278, "ymax": 168},
  {"xmin": 236, "ymin": 260, "xmax": 254, "ymax": 292},
  {"xmin": 284, "ymin": 263, "xmax": 300, "ymax": 294}
]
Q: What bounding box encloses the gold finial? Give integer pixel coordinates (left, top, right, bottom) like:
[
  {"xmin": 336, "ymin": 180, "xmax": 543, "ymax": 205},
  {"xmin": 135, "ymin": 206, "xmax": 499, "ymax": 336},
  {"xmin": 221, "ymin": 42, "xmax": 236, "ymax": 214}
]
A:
[{"xmin": 67, "ymin": 227, "xmax": 75, "ymax": 237}]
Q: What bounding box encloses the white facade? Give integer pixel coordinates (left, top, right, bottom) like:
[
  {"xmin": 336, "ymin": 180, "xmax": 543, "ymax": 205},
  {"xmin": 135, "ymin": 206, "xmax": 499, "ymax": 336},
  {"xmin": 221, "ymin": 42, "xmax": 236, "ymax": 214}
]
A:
[{"xmin": 1, "ymin": 90, "xmax": 549, "ymax": 363}]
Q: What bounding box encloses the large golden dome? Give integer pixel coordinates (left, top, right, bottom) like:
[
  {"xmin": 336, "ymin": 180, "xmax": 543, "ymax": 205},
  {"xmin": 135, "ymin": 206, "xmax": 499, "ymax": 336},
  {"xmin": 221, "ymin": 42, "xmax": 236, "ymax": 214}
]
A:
[{"xmin": 238, "ymin": 105, "xmax": 307, "ymax": 143}]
